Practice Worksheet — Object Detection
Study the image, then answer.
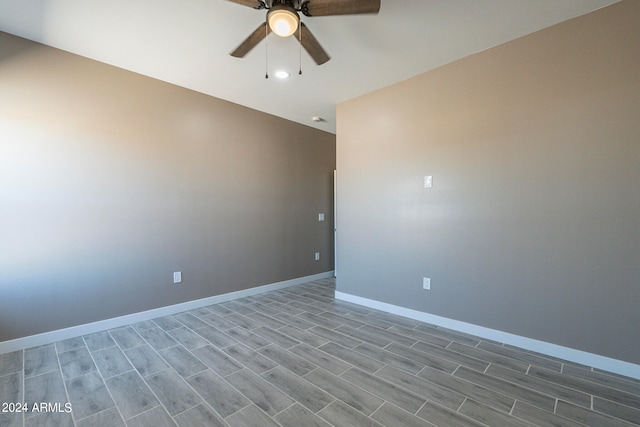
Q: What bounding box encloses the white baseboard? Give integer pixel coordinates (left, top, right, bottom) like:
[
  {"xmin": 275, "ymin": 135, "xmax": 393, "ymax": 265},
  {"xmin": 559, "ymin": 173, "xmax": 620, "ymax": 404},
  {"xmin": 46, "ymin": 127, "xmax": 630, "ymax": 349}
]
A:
[
  {"xmin": 335, "ymin": 291, "xmax": 640, "ymax": 380},
  {"xmin": 0, "ymin": 271, "xmax": 334, "ymax": 355}
]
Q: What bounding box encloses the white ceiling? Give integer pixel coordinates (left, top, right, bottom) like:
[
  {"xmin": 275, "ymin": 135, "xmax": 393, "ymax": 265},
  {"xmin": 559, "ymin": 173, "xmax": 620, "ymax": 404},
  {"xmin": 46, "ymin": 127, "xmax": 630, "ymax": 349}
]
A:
[{"xmin": 0, "ymin": 0, "xmax": 619, "ymax": 133}]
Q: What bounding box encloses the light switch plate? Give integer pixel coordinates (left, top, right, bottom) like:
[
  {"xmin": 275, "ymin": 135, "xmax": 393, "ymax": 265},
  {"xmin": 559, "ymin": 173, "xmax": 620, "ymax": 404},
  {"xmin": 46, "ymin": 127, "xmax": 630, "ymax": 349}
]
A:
[
  {"xmin": 173, "ymin": 271, "xmax": 182, "ymax": 284},
  {"xmin": 423, "ymin": 277, "xmax": 431, "ymax": 290},
  {"xmin": 424, "ymin": 176, "xmax": 433, "ymax": 189},
  {"xmin": 318, "ymin": 213, "xmax": 325, "ymax": 221}
]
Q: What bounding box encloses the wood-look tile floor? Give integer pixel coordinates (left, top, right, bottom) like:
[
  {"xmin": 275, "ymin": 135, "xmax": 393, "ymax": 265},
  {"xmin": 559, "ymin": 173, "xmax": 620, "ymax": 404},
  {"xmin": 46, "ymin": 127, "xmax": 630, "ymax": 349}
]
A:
[{"xmin": 1, "ymin": 278, "xmax": 639, "ymax": 426}]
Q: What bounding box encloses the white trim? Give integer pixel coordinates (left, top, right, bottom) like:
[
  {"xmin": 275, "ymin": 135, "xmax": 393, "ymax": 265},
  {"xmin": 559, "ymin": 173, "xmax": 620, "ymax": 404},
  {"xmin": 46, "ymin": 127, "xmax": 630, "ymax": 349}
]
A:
[
  {"xmin": 335, "ymin": 291, "xmax": 640, "ymax": 380},
  {"xmin": 0, "ymin": 271, "xmax": 334, "ymax": 354}
]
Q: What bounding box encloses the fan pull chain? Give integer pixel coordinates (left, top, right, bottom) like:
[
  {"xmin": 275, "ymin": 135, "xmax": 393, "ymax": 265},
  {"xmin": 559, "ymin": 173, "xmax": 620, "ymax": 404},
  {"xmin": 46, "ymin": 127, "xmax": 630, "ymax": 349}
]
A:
[
  {"xmin": 298, "ymin": 24, "xmax": 302, "ymax": 75},
  {"xmin": 265, "ymin": 23, "xmax": 269, "ymax": 79}
]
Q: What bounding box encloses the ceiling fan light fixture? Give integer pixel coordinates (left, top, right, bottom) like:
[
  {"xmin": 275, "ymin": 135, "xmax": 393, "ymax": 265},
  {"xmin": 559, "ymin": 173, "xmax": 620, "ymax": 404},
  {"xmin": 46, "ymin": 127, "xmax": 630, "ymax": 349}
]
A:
[{"xmin": 267, "ymin": 5, "xmax": 299, "ymax": 38}]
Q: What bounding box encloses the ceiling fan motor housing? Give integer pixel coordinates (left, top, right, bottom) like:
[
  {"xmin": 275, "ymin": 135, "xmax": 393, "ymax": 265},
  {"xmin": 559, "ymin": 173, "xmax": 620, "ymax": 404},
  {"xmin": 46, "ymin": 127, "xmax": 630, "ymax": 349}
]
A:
[
  {"xmin": 267, "ymin": 1, "xmax": 300, "ymax": 37},
  {"xmin": 229, "ymin": 0, "xmax": 380, "ymax": 65}
]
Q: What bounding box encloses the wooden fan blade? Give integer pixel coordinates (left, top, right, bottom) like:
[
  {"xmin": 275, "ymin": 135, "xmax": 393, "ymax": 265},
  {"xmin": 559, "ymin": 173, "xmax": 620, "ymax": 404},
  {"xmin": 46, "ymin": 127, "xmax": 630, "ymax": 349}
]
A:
[
  {"xmin": 230, "ymin": 22, "xmax": 271, "ymax": 58},
  {"xmin": 303, "ymin": 0, "xmax": 380, "ymax": 17},
  {"xmin": 299, "ymin": 22, "xmax": 330, "ymax": 65},
  {"xmin": 226, "ymin": 0, "xmax": 265, "ymax": 9}
]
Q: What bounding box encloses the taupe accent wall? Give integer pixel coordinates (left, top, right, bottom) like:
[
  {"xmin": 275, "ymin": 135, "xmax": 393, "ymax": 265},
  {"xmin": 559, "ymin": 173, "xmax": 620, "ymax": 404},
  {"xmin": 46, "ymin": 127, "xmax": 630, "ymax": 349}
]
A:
[
  {"xmin": 336, "ymin": 1, "xmax": 640, "ymax": 364},
  {"xmin": 0, "ymin": 32, "xmax": 335, "ymax": 342}
]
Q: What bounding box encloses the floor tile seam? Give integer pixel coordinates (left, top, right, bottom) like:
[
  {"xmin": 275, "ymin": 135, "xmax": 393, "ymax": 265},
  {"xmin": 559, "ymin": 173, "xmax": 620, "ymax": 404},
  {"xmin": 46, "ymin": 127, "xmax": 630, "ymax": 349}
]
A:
[
  {"xmin": 283, "ymin": 342, "xmax": 337, "ymax": 370},
  {"xmin": 139, "ymin": 363, "xmax": 211, "ymax": 420},
  {"xmin": 554, "ymin": 395, "xmax": 622, "ymax": 417},
  {"xmin": 247, "ymin": 308, "xmax": 289, "ymax": 320},
  {"xmin": 414, "ymin": 398, "xmax": 430, "ymax": 418},
  {"xmin": 420, "ymin": 367, "xmax": 521, "ymax": 415},
  {"xmin": 169, "ymin": 396, "xmax": 228, "ymax": 422},
  {"xmin": 420, "ymin": 397, "xmax": 491, "ymax": 427},
  {"xmin": 543, "ymin": 400, "xmax": 592, "ymax": 426},
  {"xmin": 259, "ymin": 366, "xmax": 336, "ymax": 415},
  {"xmin": 80, "ymin": 334, "xmax": 129, "ymax": 425},
  {"xmin": 478, "ymin": 347, "xmax": 562, "ymax": 371},
  {"xmin": 525, "ymin": 402, "xmax": 593, "ymax": 427},
  {"xmin": 264, "ymin": 400, "xmax": 300, "ymax": 422},
  {"xmin": 588, "ymin": 404, "xmax": 640, "ymax": 426},
  {"xmin": 308, "ymin": 328, "xmax": 363, "ymax": 349},
  {"xmin": 455, "ymin": 396, "xmax": 468, "ymax": 413},
  {"xmin": 593, "ymin": 393, "xmax": 640, "ymax": 415},
  {"xmin": 130, "ymin": 322, "xmax": 154, "ymax": 335},
  {"xmin": 192, "ymin": 344, "xmax": 246, "ymax": 377},
  {"xmin": 0, "ymin": 367, "xmax": 22, "ymax": 379},
  {"xmin": 115, "ymin": 338, "xmax": 180, "ymax": 413},
  {"xmin": 319, "ymin": 312, "xmax": 368, "ymax": 329},
  {"xmin": 70, "ymin": 405, "xmax": 118, "ymax": 425},
  {"xmin": 53, "ymin": 338, "xmax": 81, "ymax": 426},
  {"xmin": 274, "ymin": 323, "xmax": 318, "ymax": 342},
  {"xmin": 448, "ymin": 342, "xmax": 534, "ymax": 371},
  {"xmin": 452, "ymin": 366, "xmax": 562, "ymax": 411},
  {"xmin": 596, "ymin": 410, "xmax": 640, "ymax": 427},
  {"xmin": 503, "ymin": 344, "xmax": 574, "ymax": 367},
  {"xmin": 591, "ymin": 368, "xmax": 640, "ymax": 385},
  {"xmin": 506, "ymin": 399, "xmax": 555, "ymax": 427},
  {"xmin": 450, "ymin": 364, "xmax": 462, "ymax": 376},
  {"xmin": 301, "ymin": 367, "xmax": 384, "ymax": 416},
  {"xmin": 341, "ymin": 315, "xmax": 393, "ymax": 331},
  {"xmin": 337, "ymin": 327, "xmax": 393, "ymax": 348},
  {"xmin": 200, "ymin": 321, "xmax": 236, "ymax": 338},
  {"xmin": 8, "ymin": 362, "xmax": 24, "ymax": 426},
  {"xmin": 462, "ymin": 363, "xmax": 577, "ymax": 401},
  {"xmin": 252, "ymin": 324, "xmax": 303, "ymax": 347},
  {"xmin": 162, "ymin": 349, "xmax": 210, "ymax": 380},
  {"xmin": 120, "ymin": 403, "xmax": 165, "ymax": 423},
  {"xmin": 150, "ymin": 319, "xmax": 179, "ymax": 332},
  {"xmin": 22, "ymin": 366, "xmax": 59, "ymax": 380},
  {"xmin": 372, "ymin": 365, "xmax": 468, "ymax": 409},
  {"xmin": 220, "ymin": 348, "xmax": 270, "ymax": 376},
  {"xmin": 314, "ymin": 404, "xmax": 360, "ymax": 427},
  {"xmin": 562, "ymin": 371, "xmax": 640, "ymax": 396},
  {"xmin": 413, "ymin": 340, "xmax": 491, "ymax": 371},
  {"xmin": 363, "ymin": 325, "xmax": 424, "ymax": 346},
  {"xmin": 343, "ymin": 363, "xmax": 428, "ymax": 405},
  {"xmin": 182, "ymin": 359, "xmax": 268, "ymax": 419},
  {"xmin": 387, "ymin": 340, "xmax": 459, "ymax": 368},
  {"xmin": 373, "ymin": 401, "xmax": 439, "ymax": 427},
  {"xmin": 526, "ymin": 367, "xmax": 639, "ymax": 403},
  {"xmin": 363, "ymin": 398, "xmax": 388, "ymax": 425},
  {"xmin": 351, "ymin": 342, "xmax": 426, "ymax": 375},
  {"xmin": 99, "ymin": 367, "xmax": 137, "ymax": 381},
  {"xmin": 18, "ymin": 351, "xmax": 25, "ymax": 427},
  {"xmin": 563, "ymin": 374, "xmax": 640, "ymax": 400},
  {"xmin": 174, "ymin": 339, "xmax": 209, "ymax": 354},
  {"xmin": 459, "ymin": 398, "xmax": 539, "ymax": 427},
  {"xmin": 87, "ymin": 342, "xmax": 119, "ymax": 353}
]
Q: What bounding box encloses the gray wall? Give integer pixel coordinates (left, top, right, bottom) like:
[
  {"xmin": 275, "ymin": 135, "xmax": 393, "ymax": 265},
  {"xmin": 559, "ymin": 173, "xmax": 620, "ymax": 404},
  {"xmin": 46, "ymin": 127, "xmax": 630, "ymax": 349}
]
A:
[
  {"xmin": 336, "ymin": 1, "xmax": 640, "ymax": 364},
  {"xmin": 0, "ymin": 32, "xmax": 336, "ymax": 342}
]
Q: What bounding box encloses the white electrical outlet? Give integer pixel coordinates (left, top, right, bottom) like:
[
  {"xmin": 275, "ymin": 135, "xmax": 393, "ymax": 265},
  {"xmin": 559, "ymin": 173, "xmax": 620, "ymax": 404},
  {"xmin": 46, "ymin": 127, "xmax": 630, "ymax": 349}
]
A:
[
  {"xmin": 315, "ymin": 252, "xmax": 320, "ymax": 261},
  {"xmin": 173, "ymin": 271, "xmax": 182, "ymax": 284},
  {"xmin": 318, "ymin": 213, "xmax": 325, "ymax": 221},
  {"xmin": 423, "ymin": 277, "xmax": 431, "ymax": 290}
]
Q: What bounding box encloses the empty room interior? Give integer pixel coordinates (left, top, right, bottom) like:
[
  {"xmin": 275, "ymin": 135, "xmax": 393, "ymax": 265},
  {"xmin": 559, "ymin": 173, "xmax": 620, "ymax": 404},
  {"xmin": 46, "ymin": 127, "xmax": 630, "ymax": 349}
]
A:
[{"xmin": 1, "ymin": 0, "xmax": 639, "ymax": 426}]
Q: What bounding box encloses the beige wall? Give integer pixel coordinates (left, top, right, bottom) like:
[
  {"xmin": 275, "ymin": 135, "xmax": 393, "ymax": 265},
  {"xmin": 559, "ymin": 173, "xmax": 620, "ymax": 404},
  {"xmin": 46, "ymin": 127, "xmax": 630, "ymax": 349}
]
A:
[
  {"xmin": 336, "ymin": 1, "xmax": 640, "ymax": 364},
  {"xmin": 0, "ymin": 32, "xmax": 335, "ymax": 342}
]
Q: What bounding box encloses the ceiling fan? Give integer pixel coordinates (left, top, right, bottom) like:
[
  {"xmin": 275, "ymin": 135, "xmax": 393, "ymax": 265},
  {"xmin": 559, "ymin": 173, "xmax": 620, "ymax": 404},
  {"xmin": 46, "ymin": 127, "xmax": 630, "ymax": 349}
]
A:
[{"xmin": 228, "ymin": 0, "xmax": 381, "ymax": 66}]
